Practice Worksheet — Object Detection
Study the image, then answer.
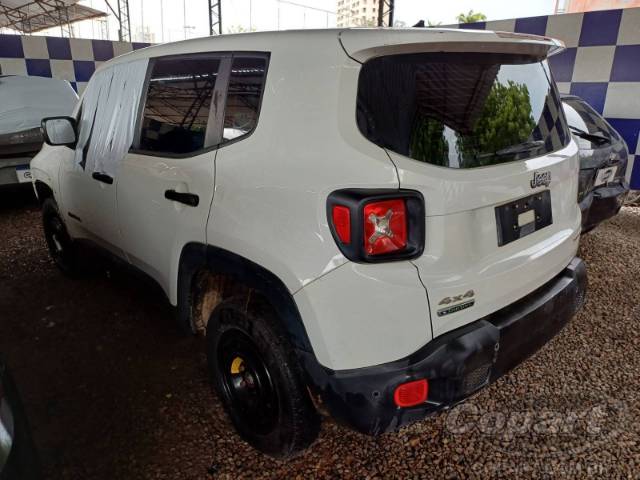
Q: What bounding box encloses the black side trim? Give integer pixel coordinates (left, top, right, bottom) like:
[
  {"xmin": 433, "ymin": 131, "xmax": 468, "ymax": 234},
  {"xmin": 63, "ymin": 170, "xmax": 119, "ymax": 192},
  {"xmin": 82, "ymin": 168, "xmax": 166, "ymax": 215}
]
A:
[{"xmin": 177, "ymin": 243, "xmax": 315, "ymax": 358}]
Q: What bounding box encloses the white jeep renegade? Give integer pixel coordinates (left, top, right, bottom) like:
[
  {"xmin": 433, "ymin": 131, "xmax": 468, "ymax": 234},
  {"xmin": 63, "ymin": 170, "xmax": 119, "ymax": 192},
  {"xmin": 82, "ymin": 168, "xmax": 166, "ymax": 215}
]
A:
[{"xmin": 31, "ymin": 28, "xmax": 587, "ymax": 458}]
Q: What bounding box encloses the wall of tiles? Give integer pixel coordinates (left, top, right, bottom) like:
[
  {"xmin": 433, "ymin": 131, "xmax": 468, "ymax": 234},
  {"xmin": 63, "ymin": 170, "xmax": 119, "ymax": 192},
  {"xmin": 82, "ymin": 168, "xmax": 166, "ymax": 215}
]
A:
[
  {"xmin": 449, "ymin": 7, "xmax": 640, "ymax": 188},
  {"xmin": 0, "ymin": 35, "xmax": 150, "ymax": 96}
]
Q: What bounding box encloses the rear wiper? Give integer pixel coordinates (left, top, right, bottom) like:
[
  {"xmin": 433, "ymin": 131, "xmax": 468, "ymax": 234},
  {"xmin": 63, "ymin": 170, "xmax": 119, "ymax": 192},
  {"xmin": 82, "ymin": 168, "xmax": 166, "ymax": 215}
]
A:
[
  {"xmin": 569, "ymin": 126, "xmax": 610, "ymax": 145},
  {"xmin": 493, "ymin": 140, "xmax": 545, "ymax": 157},
  {"xmin": 475, "ymin": 140, "xmax": 545, "ymax": 159}
]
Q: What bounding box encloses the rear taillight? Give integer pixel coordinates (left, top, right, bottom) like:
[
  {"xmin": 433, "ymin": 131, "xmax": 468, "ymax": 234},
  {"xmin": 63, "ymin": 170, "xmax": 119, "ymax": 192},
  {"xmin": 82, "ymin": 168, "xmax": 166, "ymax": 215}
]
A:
[
  {"xmin": 327, "ymin": 189, "xmax": 424, "ymax": 263},
  {"xmin": 394, "ymin": 379, "xmax": 428, "ymax": 408},
  {"xmin": 331, "ymin": 205, "xmax": 351, "ymax": 244},
  {"xmin": 363, "ymin": 199, "xmax": 407, "ymax": 255}
]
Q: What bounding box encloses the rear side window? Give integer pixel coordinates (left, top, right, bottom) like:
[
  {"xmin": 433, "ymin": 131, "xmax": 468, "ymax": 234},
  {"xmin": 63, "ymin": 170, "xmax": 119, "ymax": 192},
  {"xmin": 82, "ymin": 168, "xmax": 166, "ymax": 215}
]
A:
[
  {"xmin": 357, "ymin": 52, "xmax": 570, "ymax": 168},
  {"xmin": 139, "ymin": 55, "xmax": 220, "ymax": 155},
  {"xmin": 222, "ymin": 57, "xmax": 267, "ymax": 143}
]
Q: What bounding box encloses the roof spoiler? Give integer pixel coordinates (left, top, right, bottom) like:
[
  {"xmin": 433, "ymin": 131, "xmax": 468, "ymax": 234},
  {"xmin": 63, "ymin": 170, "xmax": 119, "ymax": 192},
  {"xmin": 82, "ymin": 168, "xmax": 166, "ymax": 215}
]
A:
[{"xmin": 339, "ymin": 29, "xmax": 565, "ymax": 63}]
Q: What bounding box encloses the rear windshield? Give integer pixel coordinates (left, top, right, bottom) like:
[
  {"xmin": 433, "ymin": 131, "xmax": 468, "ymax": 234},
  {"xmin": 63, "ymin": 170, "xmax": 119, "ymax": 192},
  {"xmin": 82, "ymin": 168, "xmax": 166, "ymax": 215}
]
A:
[
  {"xmin": 357, "ymin": 52, "xmax": 570, "ymax": 168},
  {"xmin": 562, "ymin": 98, "xmax": 620, "ymax": 143}
]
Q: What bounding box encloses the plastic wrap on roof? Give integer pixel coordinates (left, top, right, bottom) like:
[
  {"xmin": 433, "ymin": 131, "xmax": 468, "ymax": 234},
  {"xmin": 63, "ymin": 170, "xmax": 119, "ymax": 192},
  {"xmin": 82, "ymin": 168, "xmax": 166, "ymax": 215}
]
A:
[
  {"xmin": 75, "ymin": 59, "xmax": 149, "ymax": 177},
  {"xmin": 0, "ymin": 75, "xmax": 78, "ymax": 135}
]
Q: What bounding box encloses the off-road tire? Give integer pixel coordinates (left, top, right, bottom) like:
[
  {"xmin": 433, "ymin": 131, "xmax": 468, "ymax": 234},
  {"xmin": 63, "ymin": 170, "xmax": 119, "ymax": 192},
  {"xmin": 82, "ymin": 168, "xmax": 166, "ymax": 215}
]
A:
[
  {"xmin": 206, "ymin": 299, "xmax": 320, "ymax": 458},
  {"xmin": 42, "ymin": 198, "xmax": 78, "ymax": 275}
]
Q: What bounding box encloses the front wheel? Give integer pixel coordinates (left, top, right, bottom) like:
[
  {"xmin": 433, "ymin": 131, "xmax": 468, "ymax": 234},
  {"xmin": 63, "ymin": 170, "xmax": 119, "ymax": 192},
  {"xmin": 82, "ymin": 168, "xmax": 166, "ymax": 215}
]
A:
[
  {"xmin": 206, "ymin": 300, "xmax": 320, "ymax": 458},
  {"xmin": 42, "ymin": 198, "xmax": 78, "ymax": 275}
]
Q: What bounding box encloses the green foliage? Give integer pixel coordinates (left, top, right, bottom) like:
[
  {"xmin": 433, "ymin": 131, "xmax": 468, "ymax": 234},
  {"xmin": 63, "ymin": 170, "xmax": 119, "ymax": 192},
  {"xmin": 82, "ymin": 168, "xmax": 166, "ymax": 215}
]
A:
[
  {"xmin": 456, "ymin": 10, "xmax": 487, "ymax": 24},
  {"xmin": 410, "ymin": 116, "xmax": 449, "ymax": 166},
  {"xmin": 456, "ymin": 81, "xmax": 536, "ymax": 166},
  {"xmin": 409, "ymin": 81, "xmax": 536, "ymax": 167}
]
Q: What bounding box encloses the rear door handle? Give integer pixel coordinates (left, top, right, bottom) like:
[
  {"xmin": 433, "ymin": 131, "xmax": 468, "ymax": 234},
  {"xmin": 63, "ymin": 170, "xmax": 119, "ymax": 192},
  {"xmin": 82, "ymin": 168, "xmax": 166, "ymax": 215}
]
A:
[
  {"xmin": 164, "ymin": 189, "xmax": 199, "ymax": 207},
  {"xmin": 92, "ymin": 172, "xmax": 113, "ymax": 184}
]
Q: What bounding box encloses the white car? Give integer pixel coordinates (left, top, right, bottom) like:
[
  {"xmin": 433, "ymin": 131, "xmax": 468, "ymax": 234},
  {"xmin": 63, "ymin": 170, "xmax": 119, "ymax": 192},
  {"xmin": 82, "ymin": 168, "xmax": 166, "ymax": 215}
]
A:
[
  {"xmin": 31, "ymin": 28, "xmax": 587, "ymax": 458},
  {"xmin": 0, "ymin": 75, "xmax": 77, "ymax": 187}
]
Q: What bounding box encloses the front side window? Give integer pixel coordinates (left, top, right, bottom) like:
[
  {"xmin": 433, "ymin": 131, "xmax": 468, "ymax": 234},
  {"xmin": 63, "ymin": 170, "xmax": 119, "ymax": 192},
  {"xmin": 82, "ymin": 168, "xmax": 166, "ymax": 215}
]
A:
[
  {"xmin": 222, "ymin": 57, "xmax": 267, "ymax": 143},
  {"xmin": 139, "ymin": 55, "xmax": 220, "ymax": 155},
  {"xmin": 357, "ymin": 52, "xmax": 570, "ymax": 168}
]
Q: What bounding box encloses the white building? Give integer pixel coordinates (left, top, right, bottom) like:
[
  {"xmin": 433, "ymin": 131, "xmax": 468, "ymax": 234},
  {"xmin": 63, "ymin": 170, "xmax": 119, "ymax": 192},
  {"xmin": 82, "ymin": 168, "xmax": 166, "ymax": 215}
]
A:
[{"xmin": 336, "ymin": 0, "xmax": 385, "ymax": 27}]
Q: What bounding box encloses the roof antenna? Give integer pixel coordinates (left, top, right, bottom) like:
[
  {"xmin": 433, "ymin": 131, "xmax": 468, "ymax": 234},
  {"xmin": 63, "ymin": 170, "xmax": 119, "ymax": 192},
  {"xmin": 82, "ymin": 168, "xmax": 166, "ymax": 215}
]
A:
[{"xmin": 413, "ymin": 20, "xmax": 425, "ymax": 27}]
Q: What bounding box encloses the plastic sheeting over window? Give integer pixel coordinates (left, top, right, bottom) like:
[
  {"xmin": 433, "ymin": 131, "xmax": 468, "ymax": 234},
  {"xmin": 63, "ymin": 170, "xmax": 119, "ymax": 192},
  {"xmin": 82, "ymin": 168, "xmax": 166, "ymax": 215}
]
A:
[{"xmin": 75, "ymin": 58, "xmax": 149, "ymax": 177}]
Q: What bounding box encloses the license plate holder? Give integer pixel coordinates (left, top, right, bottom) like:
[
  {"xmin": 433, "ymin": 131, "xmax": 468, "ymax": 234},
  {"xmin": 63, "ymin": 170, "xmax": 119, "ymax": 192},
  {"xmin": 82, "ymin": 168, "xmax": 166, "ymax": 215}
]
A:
[
  {"xmin": 594, "ymin": 166, "xmax": 617, "ymax": 187},
  {"xmin": 15, "ymin": 165, "xmax": 32, "ymax": 184},
  {"xmin": 495, "ymin": 190, "xmax": 553, "ymax": 246}
]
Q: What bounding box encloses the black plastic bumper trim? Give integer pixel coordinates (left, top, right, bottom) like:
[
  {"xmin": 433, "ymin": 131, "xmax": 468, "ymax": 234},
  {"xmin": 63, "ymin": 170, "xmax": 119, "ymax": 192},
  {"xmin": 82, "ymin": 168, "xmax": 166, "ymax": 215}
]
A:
[
  {"xmin": 313, "ymin": 257, "xmax": 587, "ymax": 435},
  {"xmin": 580, "ymin": 181, "xmax": 628, "ymax": 232}
]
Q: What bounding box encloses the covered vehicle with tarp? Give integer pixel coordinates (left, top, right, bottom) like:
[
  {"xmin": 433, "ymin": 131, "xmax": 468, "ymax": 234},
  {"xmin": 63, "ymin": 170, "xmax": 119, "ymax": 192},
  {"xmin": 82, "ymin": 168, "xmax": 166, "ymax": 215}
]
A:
[{"xmin": 0, "ymin": 75, "xmax": 77, "ymax": 186}]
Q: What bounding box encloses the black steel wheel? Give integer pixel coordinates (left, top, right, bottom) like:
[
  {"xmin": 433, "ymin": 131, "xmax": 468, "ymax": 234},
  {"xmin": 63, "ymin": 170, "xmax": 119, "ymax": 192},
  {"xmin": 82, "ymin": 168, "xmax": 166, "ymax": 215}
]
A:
[
  {"xmin": 217, "ymin": 329, "xmax": 279, "ymax": 435},
  {"xmin": 207, "ymin": 299, "xmax": 319, "ymax": 458}
]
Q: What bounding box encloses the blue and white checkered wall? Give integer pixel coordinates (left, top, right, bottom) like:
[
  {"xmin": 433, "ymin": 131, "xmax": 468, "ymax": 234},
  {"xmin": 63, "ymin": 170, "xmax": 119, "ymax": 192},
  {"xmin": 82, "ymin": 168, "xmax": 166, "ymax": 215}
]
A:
[
  {"xmin": 0, "ymin": 35, "xmax": 150, "ymax": 96},
  {"xmin": 1, "ymin": 10, "xmax": 639, "ymax": 187},
  {"xmin": 449, "ymin": 7, "xmax": 640, "ymax": 189}
]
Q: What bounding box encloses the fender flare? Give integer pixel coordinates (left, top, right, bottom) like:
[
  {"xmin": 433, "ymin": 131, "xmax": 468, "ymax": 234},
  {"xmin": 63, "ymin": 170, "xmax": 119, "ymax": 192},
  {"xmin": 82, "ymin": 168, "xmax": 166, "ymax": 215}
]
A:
[{"xmin": 177, "ymin": 242, "xmax": 316, "ymax": 357}]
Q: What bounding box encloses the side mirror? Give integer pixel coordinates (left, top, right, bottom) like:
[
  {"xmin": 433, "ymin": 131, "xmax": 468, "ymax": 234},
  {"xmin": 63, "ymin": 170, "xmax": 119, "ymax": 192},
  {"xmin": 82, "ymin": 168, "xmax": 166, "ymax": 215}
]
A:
[{"xmin": 41, "ymin": 116, "xmax": 77, "ymax": 147}]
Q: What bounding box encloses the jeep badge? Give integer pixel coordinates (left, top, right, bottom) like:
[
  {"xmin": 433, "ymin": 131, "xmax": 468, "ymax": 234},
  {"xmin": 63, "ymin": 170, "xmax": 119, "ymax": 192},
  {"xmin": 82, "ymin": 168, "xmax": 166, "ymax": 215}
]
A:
[{"xmin": 530, "ymin": 171, "xmax": 551, "ymax": 189}]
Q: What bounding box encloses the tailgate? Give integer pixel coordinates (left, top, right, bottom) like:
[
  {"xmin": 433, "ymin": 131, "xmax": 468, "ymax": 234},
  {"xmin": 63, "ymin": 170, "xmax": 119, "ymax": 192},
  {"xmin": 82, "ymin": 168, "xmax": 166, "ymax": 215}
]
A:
[{"xmin": 351, "ymin": 32, "xmax": 582, "ymax": 338}]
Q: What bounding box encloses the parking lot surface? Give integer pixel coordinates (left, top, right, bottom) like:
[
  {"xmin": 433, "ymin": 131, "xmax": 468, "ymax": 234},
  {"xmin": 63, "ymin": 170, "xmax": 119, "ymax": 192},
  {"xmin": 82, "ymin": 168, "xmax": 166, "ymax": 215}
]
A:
[{"xmin": 1, "ymin": 186, "xmax": 639, "ymax": 479}]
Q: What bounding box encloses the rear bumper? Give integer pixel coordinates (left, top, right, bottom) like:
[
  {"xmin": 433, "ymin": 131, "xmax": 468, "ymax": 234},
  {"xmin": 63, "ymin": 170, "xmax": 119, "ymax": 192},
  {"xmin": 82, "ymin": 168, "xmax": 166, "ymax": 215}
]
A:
[
  {"xmin": 580, "ymin": 181, "xmax": 628, "ymax": 232},
  {"xmin": 316, "ymin": 257, "xmax": 587, "ymax": 435}
]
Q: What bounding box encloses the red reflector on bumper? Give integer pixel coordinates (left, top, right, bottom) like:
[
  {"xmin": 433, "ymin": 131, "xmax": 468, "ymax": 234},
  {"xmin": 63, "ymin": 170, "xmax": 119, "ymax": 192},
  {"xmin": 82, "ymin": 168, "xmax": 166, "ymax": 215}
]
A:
[{"xmin": 394, "ymin": 379, "xmax": 428, "ymax": 408}]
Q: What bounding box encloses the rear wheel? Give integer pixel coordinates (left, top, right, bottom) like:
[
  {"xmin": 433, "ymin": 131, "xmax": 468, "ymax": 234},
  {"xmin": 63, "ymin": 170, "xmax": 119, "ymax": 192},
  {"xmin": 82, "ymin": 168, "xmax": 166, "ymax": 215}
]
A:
[
  {"xmin": 206, "ymin": 299, "xmax": 319, "ymax": 458},
  {"xmin": 42, "ymin": 198, "xmax": 77, "ymax": 275}
]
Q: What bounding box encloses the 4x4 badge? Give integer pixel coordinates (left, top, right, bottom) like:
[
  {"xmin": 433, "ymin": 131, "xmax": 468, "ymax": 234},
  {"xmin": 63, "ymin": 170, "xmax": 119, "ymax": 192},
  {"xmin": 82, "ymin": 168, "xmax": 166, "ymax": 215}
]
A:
[
  {"xmin": 437, "ymin": 290, "xmax": 475, "ymax": 317},
  {"xmin": 530, "ymin": 171, "xmax": 551, "ymax": 189}
]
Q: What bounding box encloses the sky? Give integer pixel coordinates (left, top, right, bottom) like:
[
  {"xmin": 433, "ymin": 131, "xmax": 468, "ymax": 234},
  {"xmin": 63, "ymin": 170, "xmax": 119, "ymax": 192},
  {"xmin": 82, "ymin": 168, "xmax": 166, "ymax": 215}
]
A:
[{"xmin": 33, "ymin": 0, "xmax": 557, "ymax": 42}]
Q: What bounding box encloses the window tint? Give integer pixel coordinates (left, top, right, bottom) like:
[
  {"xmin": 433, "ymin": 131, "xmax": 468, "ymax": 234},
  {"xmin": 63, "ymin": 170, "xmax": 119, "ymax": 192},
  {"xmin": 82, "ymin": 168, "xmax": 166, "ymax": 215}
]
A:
[
  {"xmin": 222, "ymin": 57, "xmax": 267, "ymax": 143},
  {"xmin": 357, "ymin": 52, "xmax": 570, "ymax": 168},
  {"xmin": 562, "ymin": 98, "xmax": 620, "ymax": 148},
  {"xmin": 139, "ymin": 55, "xmax": 220, "ymax": 155}
]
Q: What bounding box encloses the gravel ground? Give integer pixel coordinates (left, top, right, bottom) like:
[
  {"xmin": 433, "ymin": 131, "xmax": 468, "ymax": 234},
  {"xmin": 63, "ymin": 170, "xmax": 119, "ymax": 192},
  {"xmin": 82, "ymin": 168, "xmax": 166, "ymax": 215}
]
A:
[{"xmin": 1, "ymin": 185, "xmax": 639, "ymax": 479}]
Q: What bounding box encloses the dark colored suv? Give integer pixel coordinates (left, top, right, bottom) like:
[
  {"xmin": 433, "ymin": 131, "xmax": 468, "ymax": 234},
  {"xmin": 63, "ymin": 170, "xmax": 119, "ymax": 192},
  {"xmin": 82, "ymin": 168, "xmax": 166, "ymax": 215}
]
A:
[{"xmin": 561, "ymin": 95, "xmax": 630, "ymax": 232}]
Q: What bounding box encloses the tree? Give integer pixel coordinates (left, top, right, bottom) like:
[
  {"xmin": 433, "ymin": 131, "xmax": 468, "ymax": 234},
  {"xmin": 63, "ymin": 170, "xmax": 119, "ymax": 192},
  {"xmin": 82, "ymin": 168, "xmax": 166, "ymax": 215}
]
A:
[
  {"xmin": 410, "ymin": 116, "xmax": 449, "ymax": 166},
  {"xmin": 456, "ymin": 10, "xmax": 487, "ymax": 23},
  {"xmin": 455, "ymin": 81, "xmax": 537, "ymax": 167}
]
